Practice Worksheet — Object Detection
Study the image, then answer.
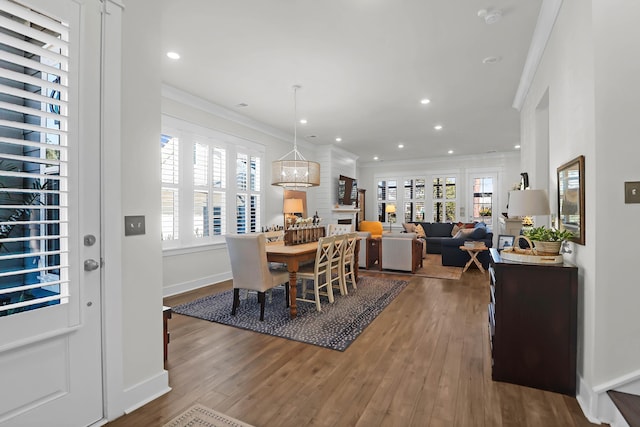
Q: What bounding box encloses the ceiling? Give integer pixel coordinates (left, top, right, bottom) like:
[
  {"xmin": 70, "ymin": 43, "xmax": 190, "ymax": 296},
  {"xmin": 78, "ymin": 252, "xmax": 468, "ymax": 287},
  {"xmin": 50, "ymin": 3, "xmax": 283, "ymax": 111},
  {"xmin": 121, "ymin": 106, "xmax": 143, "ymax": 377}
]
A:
[{"xmin": 161, "ymin": 0, "xmax": 542, "ymax": 163}]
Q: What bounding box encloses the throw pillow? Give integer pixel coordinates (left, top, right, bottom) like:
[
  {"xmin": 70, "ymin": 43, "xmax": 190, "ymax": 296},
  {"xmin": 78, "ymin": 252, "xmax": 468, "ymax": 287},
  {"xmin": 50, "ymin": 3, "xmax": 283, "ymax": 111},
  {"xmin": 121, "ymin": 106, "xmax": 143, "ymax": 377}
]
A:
[
  {"xmin": 402, "ymin": 222, "xmax": 416, "ymax": 233},
  {"xmin": 415, "ymin": 224, "xmax": 426, "ymax": 238},
  {"xmin": 474, "ymin": 221, "xmax": 487, "ymax": 229},
  {"xmin": 470, "ymin": 226, "xmax": 487, "ymax": 239},
  {"xmin": 454, "ymin": 228, "xmax": 475, "ymax": 239},
  {"xmin": 451, "ymin": 224, "xmax": 461, "ymax": 236}
]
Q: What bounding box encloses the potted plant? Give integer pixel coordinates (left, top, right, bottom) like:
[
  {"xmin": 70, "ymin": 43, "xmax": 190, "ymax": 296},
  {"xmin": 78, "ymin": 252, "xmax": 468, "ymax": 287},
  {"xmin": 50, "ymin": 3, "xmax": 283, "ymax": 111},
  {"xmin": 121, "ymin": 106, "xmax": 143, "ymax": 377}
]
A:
[{"xmin": 522, "ymin": 226, "xmax": 573, "ymax": 254}]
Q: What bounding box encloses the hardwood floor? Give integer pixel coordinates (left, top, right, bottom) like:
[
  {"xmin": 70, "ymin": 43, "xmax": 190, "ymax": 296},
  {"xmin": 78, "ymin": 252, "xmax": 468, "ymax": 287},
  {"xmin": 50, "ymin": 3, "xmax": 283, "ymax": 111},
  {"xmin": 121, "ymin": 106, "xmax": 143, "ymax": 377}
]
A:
[{"xmin": 106, "ymin": 268, "xmax": 599, "ymax": 427}]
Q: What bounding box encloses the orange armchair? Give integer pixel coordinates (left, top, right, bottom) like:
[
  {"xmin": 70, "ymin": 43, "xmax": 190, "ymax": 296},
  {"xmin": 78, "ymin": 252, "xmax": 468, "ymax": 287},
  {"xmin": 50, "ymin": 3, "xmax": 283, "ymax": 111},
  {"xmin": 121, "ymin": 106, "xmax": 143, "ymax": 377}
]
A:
[{"xmin": 359, "ymin": 220, "xmax": 383, "ymax": 237}]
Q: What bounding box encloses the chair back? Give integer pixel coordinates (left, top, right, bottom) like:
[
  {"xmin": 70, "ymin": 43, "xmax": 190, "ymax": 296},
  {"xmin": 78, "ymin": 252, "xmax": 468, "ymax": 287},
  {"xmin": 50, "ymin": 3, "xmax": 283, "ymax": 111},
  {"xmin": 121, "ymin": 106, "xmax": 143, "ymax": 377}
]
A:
[
  {"xmin": 313, "ymin": 235, "xmax": 336, "ymax": 279},
  {"xmin": 225, "ymin": 233, "xmax": 272, "ymax": 292},
  {"xmin": 343, "ymin": 232, "xmax": 358, "ymax": 265},
  {"xmin": 327, "ymin": 223, "xmax": 354, "ymax": 235}
]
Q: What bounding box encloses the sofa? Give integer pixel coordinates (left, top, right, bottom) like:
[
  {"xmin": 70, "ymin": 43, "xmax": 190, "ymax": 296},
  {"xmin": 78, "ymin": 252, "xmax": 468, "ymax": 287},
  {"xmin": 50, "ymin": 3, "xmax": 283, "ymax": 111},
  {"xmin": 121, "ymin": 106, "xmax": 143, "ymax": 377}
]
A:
[
  {"xmin": 441, "ymin": 223, "xmax": 494, "ymax": 269},
  {"xmin": 380, "ymin": 232, "xmax": 423, "ymax": 273},
  {"xmin": 404, "ymin": 222, "xmax": 457, "ymax": 254}
]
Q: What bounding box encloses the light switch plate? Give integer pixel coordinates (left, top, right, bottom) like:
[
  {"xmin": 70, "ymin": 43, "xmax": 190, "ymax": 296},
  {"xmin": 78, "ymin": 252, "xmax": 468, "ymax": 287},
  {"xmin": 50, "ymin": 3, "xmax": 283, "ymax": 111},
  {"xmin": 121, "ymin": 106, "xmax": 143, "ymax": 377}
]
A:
[
  {"xmin": 124, "ymin": 215, "xmax": 146, "ymax": 236},
  {"xmin": 625, "ymin": 182, "xmax": 640, "ymax": 204}
]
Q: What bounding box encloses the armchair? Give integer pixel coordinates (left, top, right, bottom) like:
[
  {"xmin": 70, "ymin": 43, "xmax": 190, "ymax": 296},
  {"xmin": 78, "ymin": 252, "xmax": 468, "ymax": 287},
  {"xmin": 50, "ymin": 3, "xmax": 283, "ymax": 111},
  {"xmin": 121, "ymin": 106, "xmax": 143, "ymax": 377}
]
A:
[{"xmin": 380, "ymin": 232, "xmax": 423, "ymax": 273}]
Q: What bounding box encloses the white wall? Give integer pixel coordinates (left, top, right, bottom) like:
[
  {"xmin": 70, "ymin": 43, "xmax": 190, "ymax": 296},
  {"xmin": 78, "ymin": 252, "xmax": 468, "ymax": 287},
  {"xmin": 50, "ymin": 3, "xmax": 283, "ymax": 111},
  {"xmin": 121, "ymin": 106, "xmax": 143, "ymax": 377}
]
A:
[
  {"xmin": 519, "ymin": 0, "xmax": 640, "ymax": 421},
  {"xmin": 118, "ymin": 0, "xmax": 168, "ymax": 411}
]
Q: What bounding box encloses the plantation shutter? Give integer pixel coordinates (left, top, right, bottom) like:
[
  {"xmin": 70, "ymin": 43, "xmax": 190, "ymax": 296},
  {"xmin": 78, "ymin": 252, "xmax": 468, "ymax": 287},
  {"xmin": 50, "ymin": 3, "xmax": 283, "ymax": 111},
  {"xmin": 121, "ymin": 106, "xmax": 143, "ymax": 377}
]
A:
[{"xmin": 0, "ymin": 2, "xmax": 70, "ymax": 316}]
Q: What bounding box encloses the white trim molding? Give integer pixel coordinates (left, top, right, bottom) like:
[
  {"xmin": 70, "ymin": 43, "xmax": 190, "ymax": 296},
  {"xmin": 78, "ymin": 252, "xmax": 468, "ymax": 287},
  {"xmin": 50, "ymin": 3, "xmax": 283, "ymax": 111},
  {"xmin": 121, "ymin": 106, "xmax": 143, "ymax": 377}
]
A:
[
  {"xmin": 577, "ymin": 369, "xmax": 640, "ymax": 425},
  {"xmin": 512, "ymin": 0, "xmax": 564, "ymax": 111}
]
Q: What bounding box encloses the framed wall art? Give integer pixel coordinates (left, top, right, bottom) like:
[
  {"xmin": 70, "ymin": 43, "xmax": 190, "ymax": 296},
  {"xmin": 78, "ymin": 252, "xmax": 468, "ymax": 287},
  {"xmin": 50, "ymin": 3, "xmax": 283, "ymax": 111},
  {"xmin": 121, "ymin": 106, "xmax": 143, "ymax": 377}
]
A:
[{"xmin": 557, "ymin": 155, "xmax": 585, "ymax": 244}]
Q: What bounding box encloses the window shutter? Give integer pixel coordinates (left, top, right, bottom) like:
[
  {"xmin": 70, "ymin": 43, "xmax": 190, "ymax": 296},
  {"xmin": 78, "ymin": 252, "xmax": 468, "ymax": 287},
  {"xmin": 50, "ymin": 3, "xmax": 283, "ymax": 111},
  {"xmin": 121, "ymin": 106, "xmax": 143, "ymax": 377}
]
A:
[{"xmin": 0, "ymin": 3, "xmax": 70, "ymax": 315}]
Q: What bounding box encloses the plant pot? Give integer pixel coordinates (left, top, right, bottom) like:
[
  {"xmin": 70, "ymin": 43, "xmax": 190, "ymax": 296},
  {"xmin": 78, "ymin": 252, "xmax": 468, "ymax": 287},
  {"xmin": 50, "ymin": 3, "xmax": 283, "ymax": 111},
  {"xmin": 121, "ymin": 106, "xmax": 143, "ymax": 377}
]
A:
[{"xmin": 532, "ymin": 240, "xmax": 562, "ymax": 255}]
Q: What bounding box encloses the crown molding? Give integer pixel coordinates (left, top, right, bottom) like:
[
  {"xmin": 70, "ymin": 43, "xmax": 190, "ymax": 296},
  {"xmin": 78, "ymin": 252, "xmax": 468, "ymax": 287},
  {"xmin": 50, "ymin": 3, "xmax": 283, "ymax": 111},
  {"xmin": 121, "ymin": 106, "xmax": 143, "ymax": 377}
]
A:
[
  {"xmin": 162, "ymin": 83, "xmax": 293, "ymax": 144},
  {"xmin": 512, "ymin": 0, "xmax": 564, "ymax": 111}
]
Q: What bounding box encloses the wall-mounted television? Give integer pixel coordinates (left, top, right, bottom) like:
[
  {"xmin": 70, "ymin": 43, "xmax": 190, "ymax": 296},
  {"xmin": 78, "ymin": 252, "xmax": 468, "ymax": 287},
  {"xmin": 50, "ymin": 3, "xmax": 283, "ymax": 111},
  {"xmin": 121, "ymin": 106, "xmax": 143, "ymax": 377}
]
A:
[{"xmin": 337, "ymin": 175, "xmax": 357, "ymax": 206}]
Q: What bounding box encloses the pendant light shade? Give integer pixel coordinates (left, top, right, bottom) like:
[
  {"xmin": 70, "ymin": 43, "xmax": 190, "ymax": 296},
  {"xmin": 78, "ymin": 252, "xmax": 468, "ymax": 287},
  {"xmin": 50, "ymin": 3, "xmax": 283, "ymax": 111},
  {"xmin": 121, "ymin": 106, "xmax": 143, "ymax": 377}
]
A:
[{"xmin": 271, "ymin": 85, "xmax": 320, "ymax": 187}]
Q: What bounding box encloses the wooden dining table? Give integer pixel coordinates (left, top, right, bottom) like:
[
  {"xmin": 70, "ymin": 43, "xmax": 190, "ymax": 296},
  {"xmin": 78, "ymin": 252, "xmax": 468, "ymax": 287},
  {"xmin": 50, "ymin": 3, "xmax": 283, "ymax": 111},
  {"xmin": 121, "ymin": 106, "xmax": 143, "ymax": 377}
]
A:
[{"xmin": 265, "ymin": 239, "xmax": 359, "ymax": 319}]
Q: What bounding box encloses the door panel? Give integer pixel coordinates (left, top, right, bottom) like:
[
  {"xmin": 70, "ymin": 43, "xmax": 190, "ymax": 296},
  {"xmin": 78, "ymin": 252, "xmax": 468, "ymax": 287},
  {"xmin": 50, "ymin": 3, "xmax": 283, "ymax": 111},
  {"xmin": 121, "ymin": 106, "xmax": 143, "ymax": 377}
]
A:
[{"xmin": 0, "ymin": 0, "xmax": 103, "ymax": 425}]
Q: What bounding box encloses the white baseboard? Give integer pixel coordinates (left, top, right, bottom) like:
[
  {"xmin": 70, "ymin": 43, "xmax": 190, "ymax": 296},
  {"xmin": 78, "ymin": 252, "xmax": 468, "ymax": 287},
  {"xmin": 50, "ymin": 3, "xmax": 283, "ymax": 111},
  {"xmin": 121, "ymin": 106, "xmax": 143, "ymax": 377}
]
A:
[
  {"xmin": 577, "ymin": 370, "xmax": 640, "ymax": 425},
  {"xmin": 122, "ymin": 370, "xmax": 171, "ymax": 414},
  {"xmin": 163, "ymin": 272, "xmax": 232, "ymax": 297}
]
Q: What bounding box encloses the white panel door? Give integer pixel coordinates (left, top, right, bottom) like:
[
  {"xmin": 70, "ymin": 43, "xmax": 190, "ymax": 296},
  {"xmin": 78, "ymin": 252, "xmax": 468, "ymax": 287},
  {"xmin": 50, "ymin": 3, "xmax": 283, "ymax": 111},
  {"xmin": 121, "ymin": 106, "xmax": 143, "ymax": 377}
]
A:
[{"xmin": 0, "ymin": 0, "xmax": 103, "ymax": 425}]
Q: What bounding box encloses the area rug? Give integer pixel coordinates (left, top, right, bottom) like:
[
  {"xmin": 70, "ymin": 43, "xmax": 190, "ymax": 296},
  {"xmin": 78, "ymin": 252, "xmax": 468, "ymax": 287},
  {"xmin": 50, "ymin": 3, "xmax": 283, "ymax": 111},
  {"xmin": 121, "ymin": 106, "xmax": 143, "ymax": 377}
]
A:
[
  {"xmin": 171, "ymin": 276, "xmax": 408, "ymax": 351},
  {"xmin": 163, "ymin": 403, "xmax": 254, "ymax": 427},
  {"xmin": 365, "ymin": 254, "xmax": 462, "ymax": 280}
]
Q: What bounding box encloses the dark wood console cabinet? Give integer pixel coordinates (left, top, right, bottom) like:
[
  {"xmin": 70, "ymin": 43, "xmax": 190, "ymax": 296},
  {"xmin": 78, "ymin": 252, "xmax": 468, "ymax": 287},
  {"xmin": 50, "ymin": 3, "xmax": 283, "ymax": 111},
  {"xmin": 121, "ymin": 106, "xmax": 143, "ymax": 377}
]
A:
[{"xmin": 488, "ymin": 248, "xmax": 578, "ymax": 396}]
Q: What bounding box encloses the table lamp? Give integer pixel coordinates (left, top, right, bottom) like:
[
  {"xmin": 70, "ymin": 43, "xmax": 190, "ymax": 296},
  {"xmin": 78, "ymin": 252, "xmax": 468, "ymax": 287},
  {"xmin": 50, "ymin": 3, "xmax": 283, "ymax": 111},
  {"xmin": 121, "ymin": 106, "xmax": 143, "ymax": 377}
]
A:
[
  {"xmin": 507, "ymin": 189, "xmax": 550, "ymax": 228},
  {"xmin": 284, "ymin": 198, "xmax": 303, "ymax": 229},
  {"xmin": 385, "ymin": 204, "xmax": 396, "ymax": 232}
]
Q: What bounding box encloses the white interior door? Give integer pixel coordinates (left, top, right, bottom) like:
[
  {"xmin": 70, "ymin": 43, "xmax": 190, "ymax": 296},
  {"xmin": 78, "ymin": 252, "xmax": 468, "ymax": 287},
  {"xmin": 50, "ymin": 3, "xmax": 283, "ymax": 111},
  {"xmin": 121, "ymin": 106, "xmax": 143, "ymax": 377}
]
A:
[{"xmin": 0, "ymin": 0, "xmax": 103, "ymax": 425}]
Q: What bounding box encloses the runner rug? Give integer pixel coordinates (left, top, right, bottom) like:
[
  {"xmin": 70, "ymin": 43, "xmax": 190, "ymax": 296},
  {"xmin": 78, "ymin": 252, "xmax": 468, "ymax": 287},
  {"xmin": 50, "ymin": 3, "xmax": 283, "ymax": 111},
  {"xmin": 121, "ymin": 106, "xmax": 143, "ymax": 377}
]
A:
[
  {"xmin": 171, "ymin": 276, "xmax": 409, "ymax": 352},
  {"xmin": 163, "ymin": 403, "xmax": 254, "ymax": 427}
]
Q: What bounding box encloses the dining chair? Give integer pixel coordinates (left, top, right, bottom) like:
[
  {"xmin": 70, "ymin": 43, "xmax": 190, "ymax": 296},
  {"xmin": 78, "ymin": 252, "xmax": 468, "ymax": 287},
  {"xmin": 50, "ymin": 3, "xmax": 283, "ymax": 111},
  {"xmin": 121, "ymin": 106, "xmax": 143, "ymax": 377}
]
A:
[
  {"xmin": 341, "ymin": 232, "xmax": 359, "ymax": 294},
  {"xmin": 298, "ymin": 235, "xmax": 336, "ymax": 311},
  {"xmin": 225, "ymin": 233, "xmax": 290, "ymax": 321},
  {"xmin": 331, "ymin": 234, "xmax": 348, "ymax": 296}
]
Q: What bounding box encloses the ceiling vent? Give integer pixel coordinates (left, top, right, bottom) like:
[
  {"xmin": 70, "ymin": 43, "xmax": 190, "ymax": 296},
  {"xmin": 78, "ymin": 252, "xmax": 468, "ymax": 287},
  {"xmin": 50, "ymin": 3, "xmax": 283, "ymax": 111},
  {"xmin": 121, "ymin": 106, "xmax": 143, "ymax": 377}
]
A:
[{"xmin": 478, "ymin": 9, "xmax": 502, "ymax": 24}]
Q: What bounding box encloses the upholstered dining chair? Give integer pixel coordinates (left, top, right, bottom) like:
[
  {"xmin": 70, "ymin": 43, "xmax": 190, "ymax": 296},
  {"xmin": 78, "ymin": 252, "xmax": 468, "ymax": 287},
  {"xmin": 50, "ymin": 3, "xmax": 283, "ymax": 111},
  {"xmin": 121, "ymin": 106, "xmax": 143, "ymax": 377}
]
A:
[
  {"xmin": 298, "ymin": 235, "xmax": 336, "ymax": 311},
  {"xmin": 225, "ymin": 233, "xmax": 290, "ymax": 321},
  {"xmin": 341, "ymin": 232, "xmax": 359, "ymax": 294}
]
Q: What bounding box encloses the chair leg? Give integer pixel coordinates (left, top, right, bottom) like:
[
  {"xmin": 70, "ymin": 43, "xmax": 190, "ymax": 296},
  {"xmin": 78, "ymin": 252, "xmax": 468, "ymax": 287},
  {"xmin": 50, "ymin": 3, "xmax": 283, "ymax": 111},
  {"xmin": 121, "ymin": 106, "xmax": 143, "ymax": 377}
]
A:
[
  {"xmin": 258, "ymin": 291, "xmax": 266, "ymax": 321},
  {"xmin": 232, "ymin": 288, "xmax": 240, "ymax": 316}
]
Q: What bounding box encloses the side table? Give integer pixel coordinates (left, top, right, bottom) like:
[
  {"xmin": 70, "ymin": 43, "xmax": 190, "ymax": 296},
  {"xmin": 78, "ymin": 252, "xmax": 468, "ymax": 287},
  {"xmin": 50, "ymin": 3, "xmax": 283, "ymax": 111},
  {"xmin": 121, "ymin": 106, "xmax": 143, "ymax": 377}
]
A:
[
  {"xmin": 459, "ymin": 245, "xmax": 488, "ymax": 273},
  {"xmin": 366, "ymin": 237, "xmax": 382, "ymax": 269}
]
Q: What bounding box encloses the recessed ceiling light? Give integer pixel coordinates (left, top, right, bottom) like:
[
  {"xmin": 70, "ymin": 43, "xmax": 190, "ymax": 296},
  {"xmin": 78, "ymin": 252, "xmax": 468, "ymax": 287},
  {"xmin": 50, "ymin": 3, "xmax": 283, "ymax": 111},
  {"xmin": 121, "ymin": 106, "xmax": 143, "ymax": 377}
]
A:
[
  {"xmin": 335, "ymin": 137, "xmax": 342, "ymax": 142},
  {"xmin": 398, "ymin": 144, "xmax": 404, "ymax": 149},
  {"xmin": 420, "ymin": 98, "xmax": 431, "ymax": 105},
  {"xmin": 515, "ymin": 144, "xmax": 521, "ymax": 149},
  {"xmin": 434, "ymin": 125, "xmax": 443, "ymax": 130},
  {"xmin": 448, "ymin": 150, "xmax": 454, "ymax": 154},
  {"xmin": 482, "ymin": 56, "xmax": 502, "ymax": 64},
  {"xmin": 166, "ymin": 52, "xmax": 180, "ymax": 60},
  {"xmin": 299, "ymin": 119, "xmax": 307, "ymax": 124},
  {"xmin": 373, "ymin": 156, "xmax": 379, "ymax": 161}
]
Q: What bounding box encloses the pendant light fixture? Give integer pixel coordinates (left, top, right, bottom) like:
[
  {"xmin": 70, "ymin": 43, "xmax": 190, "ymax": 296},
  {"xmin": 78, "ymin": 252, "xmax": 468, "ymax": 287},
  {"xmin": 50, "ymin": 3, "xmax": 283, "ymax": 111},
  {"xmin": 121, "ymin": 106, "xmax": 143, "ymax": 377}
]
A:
[{"xmin": 271, "ymin": 85, "xmax": 320, "ymax": 187}]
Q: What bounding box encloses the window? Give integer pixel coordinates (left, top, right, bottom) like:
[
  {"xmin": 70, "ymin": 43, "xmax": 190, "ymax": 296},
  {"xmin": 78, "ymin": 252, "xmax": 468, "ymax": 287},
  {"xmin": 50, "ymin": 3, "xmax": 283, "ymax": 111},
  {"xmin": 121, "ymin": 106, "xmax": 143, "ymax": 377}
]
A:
[
  {"xmin": 376, "ymin": 179, "xmax": 397, "ymax": 222},
  {"xmin": 1, "ymin": 6, "xmax": 69, "ymax": 316},
  {"xmin": 161, "ymin": 134, "xmax": 179, "ymax": 240},
  {"xmin": 432, "ymin": 176, "xmax": 457, "ymax": 222},
  {"xmin": 161, "ymin": 117, "xmax": 264, "ymax": 248},
  {"xmin": 403, "ymin": 178, "xmax": 425, "ymax": 222},
  {"xmin": 235, "ymin": 153, "xmax": 260, "ymax": 234},
  {"xmin": 471, "ymin": 176, "xmax": 494, "ymax": 227}
]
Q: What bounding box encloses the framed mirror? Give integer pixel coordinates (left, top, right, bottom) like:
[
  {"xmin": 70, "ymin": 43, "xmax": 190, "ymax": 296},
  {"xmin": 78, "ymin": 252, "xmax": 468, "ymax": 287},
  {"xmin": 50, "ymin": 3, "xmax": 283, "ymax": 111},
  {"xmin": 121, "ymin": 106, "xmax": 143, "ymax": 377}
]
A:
[{"xmin": 557, "ymin": 155, "xmax": 585, "ymax": 244}]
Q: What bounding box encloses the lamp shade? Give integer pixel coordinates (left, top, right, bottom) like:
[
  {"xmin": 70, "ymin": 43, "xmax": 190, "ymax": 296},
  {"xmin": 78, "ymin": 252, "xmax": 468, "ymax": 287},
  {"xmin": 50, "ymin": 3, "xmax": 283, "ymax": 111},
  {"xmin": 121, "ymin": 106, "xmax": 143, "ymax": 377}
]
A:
[
  {"xmin": 283, "ymin": 198, "xmax": 303, "ymax": 214},
  {"xmin": 507, "ymin": 189, "xmax": 550, "ymax": 217},
  {"xmin": 385, "ymin": 204, "xmax": 396, "ymax": 214},
  {"xmin": 271, "ymin": 160, "xmax": 320, "ymax": 187}
]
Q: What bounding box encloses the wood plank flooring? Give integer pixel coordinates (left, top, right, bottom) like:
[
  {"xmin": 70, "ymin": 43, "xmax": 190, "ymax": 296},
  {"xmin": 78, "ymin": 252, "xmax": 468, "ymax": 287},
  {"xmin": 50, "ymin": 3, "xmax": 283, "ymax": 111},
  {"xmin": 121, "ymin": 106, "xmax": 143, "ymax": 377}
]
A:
[{"xmin": 106, "ymin": 268, "xmax": 600, "ymax": 427}]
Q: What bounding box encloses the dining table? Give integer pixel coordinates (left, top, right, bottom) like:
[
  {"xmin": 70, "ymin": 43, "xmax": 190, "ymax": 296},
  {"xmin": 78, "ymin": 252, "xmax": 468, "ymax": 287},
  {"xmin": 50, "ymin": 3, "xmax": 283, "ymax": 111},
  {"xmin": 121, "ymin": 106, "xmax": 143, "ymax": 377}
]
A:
[{"xmin": 265, "ymin": 239, "xmax": 359, "ymax": 319}]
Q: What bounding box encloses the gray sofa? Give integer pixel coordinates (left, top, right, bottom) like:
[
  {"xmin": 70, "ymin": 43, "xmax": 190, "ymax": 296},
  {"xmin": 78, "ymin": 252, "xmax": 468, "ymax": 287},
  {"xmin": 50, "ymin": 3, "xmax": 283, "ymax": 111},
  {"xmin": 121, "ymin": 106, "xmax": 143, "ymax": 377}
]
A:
[{"xmin": 409, "ymin": 222, "xmax": 456, "ymax": 254}]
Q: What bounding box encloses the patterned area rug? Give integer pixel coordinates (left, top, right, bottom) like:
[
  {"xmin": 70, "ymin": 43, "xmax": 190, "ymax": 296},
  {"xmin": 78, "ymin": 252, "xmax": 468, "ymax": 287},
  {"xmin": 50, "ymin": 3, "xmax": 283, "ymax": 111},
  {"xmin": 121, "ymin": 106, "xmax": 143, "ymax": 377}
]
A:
[
  {"xmin": 172, "ymin": 276, "xmax": 408, "ymax": 351},
  {"xmin": 367, "ymin": 254, "xmax": 462, "ymax": 280},
  {"xmin": 163, "ymin": 403, "xmax": 254, "ymax": 427}
]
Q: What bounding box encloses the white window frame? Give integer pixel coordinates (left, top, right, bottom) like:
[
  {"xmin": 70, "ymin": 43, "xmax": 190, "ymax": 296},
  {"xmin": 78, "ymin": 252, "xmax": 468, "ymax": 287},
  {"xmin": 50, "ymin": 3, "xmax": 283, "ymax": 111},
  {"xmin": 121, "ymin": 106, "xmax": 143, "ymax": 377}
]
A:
[
  {"xmin": 161, "ymin": 116, "xmax": 265, "ymax": 250},
  {"xmin": 430, "ymin": 173, "xmax": 459, "ymax": 223}
]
